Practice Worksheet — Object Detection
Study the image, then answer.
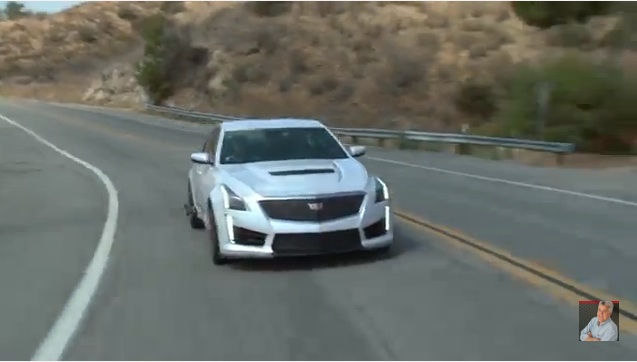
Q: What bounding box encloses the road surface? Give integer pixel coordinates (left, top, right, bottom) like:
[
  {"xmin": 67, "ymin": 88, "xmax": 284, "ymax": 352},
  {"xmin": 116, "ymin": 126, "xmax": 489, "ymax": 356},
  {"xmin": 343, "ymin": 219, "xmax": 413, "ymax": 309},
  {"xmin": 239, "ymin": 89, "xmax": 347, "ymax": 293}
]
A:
[{"xmin": 1, "ymin": 98, "xmax": 636, "ymax": 360}]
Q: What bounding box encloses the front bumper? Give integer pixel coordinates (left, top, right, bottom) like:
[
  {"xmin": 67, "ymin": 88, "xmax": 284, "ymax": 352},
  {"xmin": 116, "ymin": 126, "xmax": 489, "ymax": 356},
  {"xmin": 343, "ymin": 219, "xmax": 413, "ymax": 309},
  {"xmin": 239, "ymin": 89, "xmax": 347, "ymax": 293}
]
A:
[{"xmin": 214, "ymin": 197, "xmax": 394, "ymax": 259}]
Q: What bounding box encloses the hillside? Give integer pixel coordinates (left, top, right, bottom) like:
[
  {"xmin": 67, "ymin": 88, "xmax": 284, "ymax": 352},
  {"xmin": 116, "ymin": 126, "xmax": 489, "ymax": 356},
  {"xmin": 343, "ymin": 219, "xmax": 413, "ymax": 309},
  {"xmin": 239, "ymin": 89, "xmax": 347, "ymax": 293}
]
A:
[
  {"xmin": 0, "ymin": 1, "xmax": 634, "ymax": 149},
  {"xmin": 0, "ymin": 1, "xmax": 164, "ymax": 101}
]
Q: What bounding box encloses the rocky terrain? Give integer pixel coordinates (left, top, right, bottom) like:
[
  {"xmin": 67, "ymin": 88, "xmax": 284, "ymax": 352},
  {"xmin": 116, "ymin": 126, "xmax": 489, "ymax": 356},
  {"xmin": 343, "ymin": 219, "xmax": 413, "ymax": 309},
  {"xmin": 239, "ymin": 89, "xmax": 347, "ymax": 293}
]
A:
[{"xmin": 0, "ymin": 1, "xmax": 634, "ymax": 136}]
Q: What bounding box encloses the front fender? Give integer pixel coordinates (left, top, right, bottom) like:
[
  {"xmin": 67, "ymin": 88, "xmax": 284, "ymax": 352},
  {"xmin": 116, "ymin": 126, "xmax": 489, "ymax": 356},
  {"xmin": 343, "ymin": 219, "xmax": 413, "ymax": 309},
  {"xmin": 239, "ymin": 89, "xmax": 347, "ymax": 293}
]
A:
[{"xmin": 208, "ymin": 185, "xmax": 225, "ymax": 212}]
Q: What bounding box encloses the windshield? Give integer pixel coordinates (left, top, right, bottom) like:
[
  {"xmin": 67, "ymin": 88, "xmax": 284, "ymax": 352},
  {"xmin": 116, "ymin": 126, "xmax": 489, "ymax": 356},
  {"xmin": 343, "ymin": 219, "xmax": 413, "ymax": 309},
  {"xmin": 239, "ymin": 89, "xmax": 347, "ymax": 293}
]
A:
[{"xmin": 219, "ymin": 127, "xmax": 349, "ymax": 164}]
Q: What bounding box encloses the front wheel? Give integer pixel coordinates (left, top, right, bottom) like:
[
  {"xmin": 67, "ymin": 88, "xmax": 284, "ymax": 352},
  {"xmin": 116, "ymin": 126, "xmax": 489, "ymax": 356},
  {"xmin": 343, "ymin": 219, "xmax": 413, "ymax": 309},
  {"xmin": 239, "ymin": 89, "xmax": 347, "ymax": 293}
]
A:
[
  {"xmin": 207, "ymin": 203, "xmax": 228, "ymax": 265},
  {"xmin": 188, "ymin": 182, "xmax": 205, "ymax": 229}
]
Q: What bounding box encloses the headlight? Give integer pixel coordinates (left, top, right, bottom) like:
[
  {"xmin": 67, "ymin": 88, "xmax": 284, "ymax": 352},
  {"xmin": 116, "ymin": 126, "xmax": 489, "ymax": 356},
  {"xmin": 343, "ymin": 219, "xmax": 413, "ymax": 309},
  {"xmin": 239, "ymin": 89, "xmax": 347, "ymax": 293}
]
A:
[
  {"xmin": 374, "ymin": 177, "xmax": 389, "ymax": 203},
  {"xmin": 221, "ymin": 185, "xmax": 248, "ymax": 211}
]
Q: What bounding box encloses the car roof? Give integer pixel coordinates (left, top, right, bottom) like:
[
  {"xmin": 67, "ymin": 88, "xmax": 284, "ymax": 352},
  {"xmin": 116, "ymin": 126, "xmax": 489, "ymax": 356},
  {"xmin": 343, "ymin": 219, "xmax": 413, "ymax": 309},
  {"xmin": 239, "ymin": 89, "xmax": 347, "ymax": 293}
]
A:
[{"xmin": 219, "ymin": 118, "xmax": 326, "ymax": 132}]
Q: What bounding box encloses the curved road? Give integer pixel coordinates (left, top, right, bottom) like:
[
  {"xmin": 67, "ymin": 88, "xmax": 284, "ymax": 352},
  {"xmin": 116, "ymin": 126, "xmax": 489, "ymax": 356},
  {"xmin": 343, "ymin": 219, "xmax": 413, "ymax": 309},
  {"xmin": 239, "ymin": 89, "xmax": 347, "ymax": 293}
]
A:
[{"xmin": 1, "ymin": 98, "xmax": 636, "ymax": 360}]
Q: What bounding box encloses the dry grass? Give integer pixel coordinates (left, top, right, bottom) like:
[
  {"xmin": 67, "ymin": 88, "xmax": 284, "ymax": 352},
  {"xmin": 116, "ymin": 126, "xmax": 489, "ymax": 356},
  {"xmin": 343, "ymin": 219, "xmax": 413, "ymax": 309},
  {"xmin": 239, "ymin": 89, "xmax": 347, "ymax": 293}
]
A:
[
  {"xmin": 161, "ymin": 0, "xmax": 542, "ymax": 130},
  {"xmin": 0, "ymin": 1, "xmax": 628, "ymax": 134},
  {"xmin": 0, "ymin": 2, "xmax": 162, "ymax": 81}
]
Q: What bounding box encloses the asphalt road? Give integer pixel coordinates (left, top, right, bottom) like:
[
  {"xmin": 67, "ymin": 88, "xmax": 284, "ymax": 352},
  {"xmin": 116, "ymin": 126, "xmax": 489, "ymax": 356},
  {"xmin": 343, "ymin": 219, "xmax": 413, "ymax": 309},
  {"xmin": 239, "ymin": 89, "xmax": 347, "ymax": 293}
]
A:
[
  {"xmin": 0, "ymin": 114, "xmax": 106, "ymax": 359},
  {"xmin": 365, "ymin": 151, "xmax": 637, "ymax": 304},
  {"xmin": 39, "ymin": 100, "xmax": 637, "ymax": 301},
  {"xmin": 1, "ymin": 98, "xmax": 637, "ymax": 360}
]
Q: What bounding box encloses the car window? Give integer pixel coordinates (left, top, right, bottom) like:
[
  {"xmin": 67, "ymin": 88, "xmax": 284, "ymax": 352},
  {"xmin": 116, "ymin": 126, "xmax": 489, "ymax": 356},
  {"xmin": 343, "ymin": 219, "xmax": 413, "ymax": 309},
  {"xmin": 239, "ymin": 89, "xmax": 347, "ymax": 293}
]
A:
[{"xmin": 219, "ymin": 127, "xmax": 348, "ymax": 164}]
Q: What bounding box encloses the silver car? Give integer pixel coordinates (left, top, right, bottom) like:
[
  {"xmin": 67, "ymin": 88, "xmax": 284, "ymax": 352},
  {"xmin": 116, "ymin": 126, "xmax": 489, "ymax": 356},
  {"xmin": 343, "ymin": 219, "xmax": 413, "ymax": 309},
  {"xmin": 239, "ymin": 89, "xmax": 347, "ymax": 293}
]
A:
[{"xmin": 185, "ymin": 118, "xmax": 394, "ymax": 265}]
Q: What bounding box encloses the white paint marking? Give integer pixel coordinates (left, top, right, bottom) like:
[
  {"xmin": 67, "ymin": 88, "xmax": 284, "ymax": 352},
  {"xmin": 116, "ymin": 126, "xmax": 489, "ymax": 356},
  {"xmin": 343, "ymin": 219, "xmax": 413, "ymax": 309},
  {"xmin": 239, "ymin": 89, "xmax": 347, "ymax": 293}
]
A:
[
  {"xmin": 0, "ymin": 113, "xmax": 120, "ymax": 361},
  {"xmin": 368, "ymin": 156, "xmax": 637, "ymax": 207}
]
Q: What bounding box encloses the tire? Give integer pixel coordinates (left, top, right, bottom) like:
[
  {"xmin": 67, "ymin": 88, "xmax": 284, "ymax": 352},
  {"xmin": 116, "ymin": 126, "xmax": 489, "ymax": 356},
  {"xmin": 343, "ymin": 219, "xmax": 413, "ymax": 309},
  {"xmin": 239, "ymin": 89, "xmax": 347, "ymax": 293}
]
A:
[
  {"xmin": 207, "ymin": 202, "xmax": 228, "ymax": 265},
  {"xmin": 188, "ymin": 182, "xmax": 205, "ymax": 229}
]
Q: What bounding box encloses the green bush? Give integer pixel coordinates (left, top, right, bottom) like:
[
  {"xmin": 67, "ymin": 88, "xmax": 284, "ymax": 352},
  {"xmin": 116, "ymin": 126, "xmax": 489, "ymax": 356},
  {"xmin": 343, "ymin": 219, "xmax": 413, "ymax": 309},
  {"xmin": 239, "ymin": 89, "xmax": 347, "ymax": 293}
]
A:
[
  {"xmin": 544, "ymin": 23, "xmax": 594, "ymax": 49},
  {"xmin": 160, "ymin": 1, "xmax": 185, "ymax": 14},
  {"xmin": 453, "ymin": 81, "xmax": 497, "ymax": 123},
  {"xmin": 599, "ymin": 9, "xmax": 637, "ymax": 50},
  {"xmin": 135, "ymin": 14, "xmax": 172, "ymax": 104},
  {"xmin": 117, "ymin": 6, "xmax": 139, "ymax": 21},
  {"xmin": 245, "ymin": 1, "xmax": 291, "ymax": 17},
  {"xmin": 4, "ymin": 1, "xmax": 29, "ymax": 20},
  {"xmin": 492, "ymin": 55, "xmax": 637, "ymax": 154},
  {"xmin": 511, "ymin": 1, "xmax": 614, "ymax": 29}
]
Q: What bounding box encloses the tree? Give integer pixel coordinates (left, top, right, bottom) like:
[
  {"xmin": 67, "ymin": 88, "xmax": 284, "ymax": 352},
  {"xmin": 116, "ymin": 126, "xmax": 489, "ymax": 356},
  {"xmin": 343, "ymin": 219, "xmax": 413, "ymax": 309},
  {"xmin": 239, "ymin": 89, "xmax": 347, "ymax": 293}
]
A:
[
  {"xmin": 4, "ymin": 1, "xmax": 29, "ymax": 20},
  {"xmin": 135, "ymin": 14, "xmax": 172, "ymax": 104},
  {"xmin": 511, "ymin": 1, "xmax": 614, "ymax": 29}
]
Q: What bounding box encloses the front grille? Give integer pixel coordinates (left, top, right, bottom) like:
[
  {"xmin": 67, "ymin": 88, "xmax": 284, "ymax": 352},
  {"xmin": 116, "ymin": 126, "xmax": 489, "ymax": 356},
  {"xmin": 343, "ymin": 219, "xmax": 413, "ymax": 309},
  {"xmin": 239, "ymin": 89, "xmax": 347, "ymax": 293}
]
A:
[
  {"xmin": 272, "ymin": 228, "xmax": 362, "ymax": 256},
  {"xmin": 233, "ymin": 226, "xmax": 267, "ymax": 246},
  {"xmin": 259, "ymin": 193, "xmax": 365, "ymax": 222}
]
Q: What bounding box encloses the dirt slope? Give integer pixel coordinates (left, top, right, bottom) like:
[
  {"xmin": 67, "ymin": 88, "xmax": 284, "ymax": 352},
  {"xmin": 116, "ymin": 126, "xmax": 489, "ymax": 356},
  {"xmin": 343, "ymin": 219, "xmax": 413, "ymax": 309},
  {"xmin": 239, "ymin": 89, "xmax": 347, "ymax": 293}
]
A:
[
  {"xmin": 0, "ymin": 1, "xmax": 628, "ymax": 132},
  {"xmin": 0, "ymin": 1, "xmax": 163, "ymax": 102}
]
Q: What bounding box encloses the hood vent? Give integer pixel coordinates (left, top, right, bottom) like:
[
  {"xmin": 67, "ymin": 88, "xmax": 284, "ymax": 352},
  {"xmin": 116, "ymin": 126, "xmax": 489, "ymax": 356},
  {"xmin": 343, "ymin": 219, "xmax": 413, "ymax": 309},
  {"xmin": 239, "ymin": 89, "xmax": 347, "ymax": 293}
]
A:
[{"xmin": 269, "ymin": 168, "xmax": 335, "ymax": 176}]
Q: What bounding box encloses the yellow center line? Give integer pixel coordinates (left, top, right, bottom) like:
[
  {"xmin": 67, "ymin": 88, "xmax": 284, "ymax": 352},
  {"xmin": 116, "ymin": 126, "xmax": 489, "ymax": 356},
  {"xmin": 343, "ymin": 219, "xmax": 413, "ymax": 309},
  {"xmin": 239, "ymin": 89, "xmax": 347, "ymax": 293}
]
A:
[{"xmin": 395, "ymin": 209, "xmax": 637, "ymax": 335}]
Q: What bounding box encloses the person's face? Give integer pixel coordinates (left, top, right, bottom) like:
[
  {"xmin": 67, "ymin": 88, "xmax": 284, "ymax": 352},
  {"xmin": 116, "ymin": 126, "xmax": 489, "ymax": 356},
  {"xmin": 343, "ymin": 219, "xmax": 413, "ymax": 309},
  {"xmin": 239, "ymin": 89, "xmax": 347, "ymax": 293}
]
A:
[{"xmin": 597, "ymin": 304, "xmax": 612, "ymax": 323}]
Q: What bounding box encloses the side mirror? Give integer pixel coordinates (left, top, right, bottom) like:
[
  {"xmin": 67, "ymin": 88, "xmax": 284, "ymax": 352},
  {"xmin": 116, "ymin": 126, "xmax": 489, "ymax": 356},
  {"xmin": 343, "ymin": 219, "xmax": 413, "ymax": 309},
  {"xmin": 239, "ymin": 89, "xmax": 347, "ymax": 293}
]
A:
[
  {"xmin": 349, "ymin": 145, "xmax": 366, "ymax": 158},
  {"xmin": 191, "ymin": 152, "xmax": 213, "ymax": 165}
]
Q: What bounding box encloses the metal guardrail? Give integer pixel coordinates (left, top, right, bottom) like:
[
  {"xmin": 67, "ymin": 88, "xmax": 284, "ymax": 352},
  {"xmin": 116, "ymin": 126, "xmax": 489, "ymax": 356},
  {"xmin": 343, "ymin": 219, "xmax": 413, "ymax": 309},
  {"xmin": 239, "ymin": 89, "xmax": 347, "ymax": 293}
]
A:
[
  {"xmin": 144, "ymin": 103, "xmax": 576, "ymax": 155},
  {"xmin": 146, "ymin": 104, "xmax": 241, "ymax": 122}
]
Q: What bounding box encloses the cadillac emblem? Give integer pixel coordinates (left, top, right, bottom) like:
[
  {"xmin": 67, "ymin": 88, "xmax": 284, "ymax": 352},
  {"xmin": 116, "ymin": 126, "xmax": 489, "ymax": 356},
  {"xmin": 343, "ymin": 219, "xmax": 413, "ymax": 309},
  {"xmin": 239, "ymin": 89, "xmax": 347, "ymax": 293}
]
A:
[{"xmin": 307, "ymin": 202, "xmax": 323, "ymax": 211}]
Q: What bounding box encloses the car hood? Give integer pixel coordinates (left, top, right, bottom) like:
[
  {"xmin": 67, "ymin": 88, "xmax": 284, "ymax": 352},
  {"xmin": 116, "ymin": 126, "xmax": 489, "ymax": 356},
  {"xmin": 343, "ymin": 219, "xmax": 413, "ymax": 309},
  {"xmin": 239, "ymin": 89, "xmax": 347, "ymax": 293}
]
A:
[{"xmin": 221, "ymin": 158, "xmax": 370, "ymax": 197}]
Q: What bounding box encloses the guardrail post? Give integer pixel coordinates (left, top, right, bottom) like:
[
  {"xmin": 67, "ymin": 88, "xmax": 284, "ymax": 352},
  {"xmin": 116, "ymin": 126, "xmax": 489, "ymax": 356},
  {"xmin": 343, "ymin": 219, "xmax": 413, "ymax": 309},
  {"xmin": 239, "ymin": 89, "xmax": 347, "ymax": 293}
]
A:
[
  {"xmin": 397, "ymin": 131, "xmax": 411, "ymax": 150},
  {"xmin": 455, "ymin": 143, "xmax": 471, "ymax": 155},
  {"xmin": 555, "ymin": 152, "xmax": 565, "ymax": 166}
]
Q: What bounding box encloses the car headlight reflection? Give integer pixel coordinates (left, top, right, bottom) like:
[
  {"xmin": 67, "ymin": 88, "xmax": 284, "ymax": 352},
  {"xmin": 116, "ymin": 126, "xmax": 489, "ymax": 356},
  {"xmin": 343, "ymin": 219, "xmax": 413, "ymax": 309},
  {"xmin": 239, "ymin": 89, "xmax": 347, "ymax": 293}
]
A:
[
  {"xmin": 221, "ymin": 185, "xmax": 248, "ymax": 211},
  {"xmin": 374, "ymin": 177, "xmax": 389, "ymax": 203}
]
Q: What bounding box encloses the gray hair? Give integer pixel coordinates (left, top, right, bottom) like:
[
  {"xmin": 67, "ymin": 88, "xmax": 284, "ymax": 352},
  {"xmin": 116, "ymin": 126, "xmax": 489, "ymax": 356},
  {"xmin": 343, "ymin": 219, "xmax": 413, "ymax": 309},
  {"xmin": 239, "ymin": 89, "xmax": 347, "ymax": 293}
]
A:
[{"xmin": 599, "ymin": 301, "xmax": 614, "ymax": 314}]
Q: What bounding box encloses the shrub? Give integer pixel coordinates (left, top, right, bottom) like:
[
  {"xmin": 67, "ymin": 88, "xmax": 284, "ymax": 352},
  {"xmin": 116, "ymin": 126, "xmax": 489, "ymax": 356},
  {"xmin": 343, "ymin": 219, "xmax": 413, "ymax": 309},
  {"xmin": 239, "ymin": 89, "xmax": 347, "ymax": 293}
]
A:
[
  {"xmin": 288, "ymin": 49, "xmax": 308, "ymax": 75},
  {"xmin": 454, "ymin": 81, "xmax": 497, "ymax": 122},
  {"xmin": 161, "ymin": 1, "xmax": 185, "ymax": 14},
  {"xmin": 544, "ymin": 23, "xmax": 594, "ymax": 49},
  {"xmin": 309, "ymin": 75, "xmax": 338, "ymax": 96},
  {"xmin": 511, "ymin": 1, "xmax": 614, "ymax": 29},
  {"xmin": 78, "ymin": 26, "xmax": 99, "ymax": 43},
  {"xmin": 599, "ymin": 11, "xmax": 637, "ymax": 50},
  {"xmin": 386, "ymin": 53, "xmax": 424, "ymax": 90},
  {"xmin": 232, "ymin": 62, "xmax": 269, "ymax": 84},
  {"xmin": 492, "ymin": 55, "xmax": 637, "ymax": 154},
  {"xmin": 117, "ymin": 6, "xmax": 139, "ymax": 21},
  {"xmin": 135, "ymin": 14, "xmax": 172, "ymax": 104},
  {"xmin": 255, "ymin": 27, "xmax": 281, "ymax": 54},
  {"xmin": 245, "ymin": 1, "xmax": 292, "ymax": 17}
]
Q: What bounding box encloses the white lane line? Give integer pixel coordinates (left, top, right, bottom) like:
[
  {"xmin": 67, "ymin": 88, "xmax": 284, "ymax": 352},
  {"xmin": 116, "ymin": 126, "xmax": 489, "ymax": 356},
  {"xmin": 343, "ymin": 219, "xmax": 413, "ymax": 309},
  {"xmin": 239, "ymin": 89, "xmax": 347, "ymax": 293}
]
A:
[
  {"xmin": 368, "ymin": 156, "xmax": 637, "ymax": 207},
  {"xmin": 0, "ymin": 113, "xmax": 120, "ymax": 361}
]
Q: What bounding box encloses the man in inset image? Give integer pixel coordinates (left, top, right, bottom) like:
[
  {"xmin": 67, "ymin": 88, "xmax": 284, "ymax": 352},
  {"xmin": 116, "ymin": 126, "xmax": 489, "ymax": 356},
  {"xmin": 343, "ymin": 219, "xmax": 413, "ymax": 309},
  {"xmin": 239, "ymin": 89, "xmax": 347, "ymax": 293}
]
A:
[{"xmin": 580, "ymin": 301, "xmax": 618, "ymax": 341}]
